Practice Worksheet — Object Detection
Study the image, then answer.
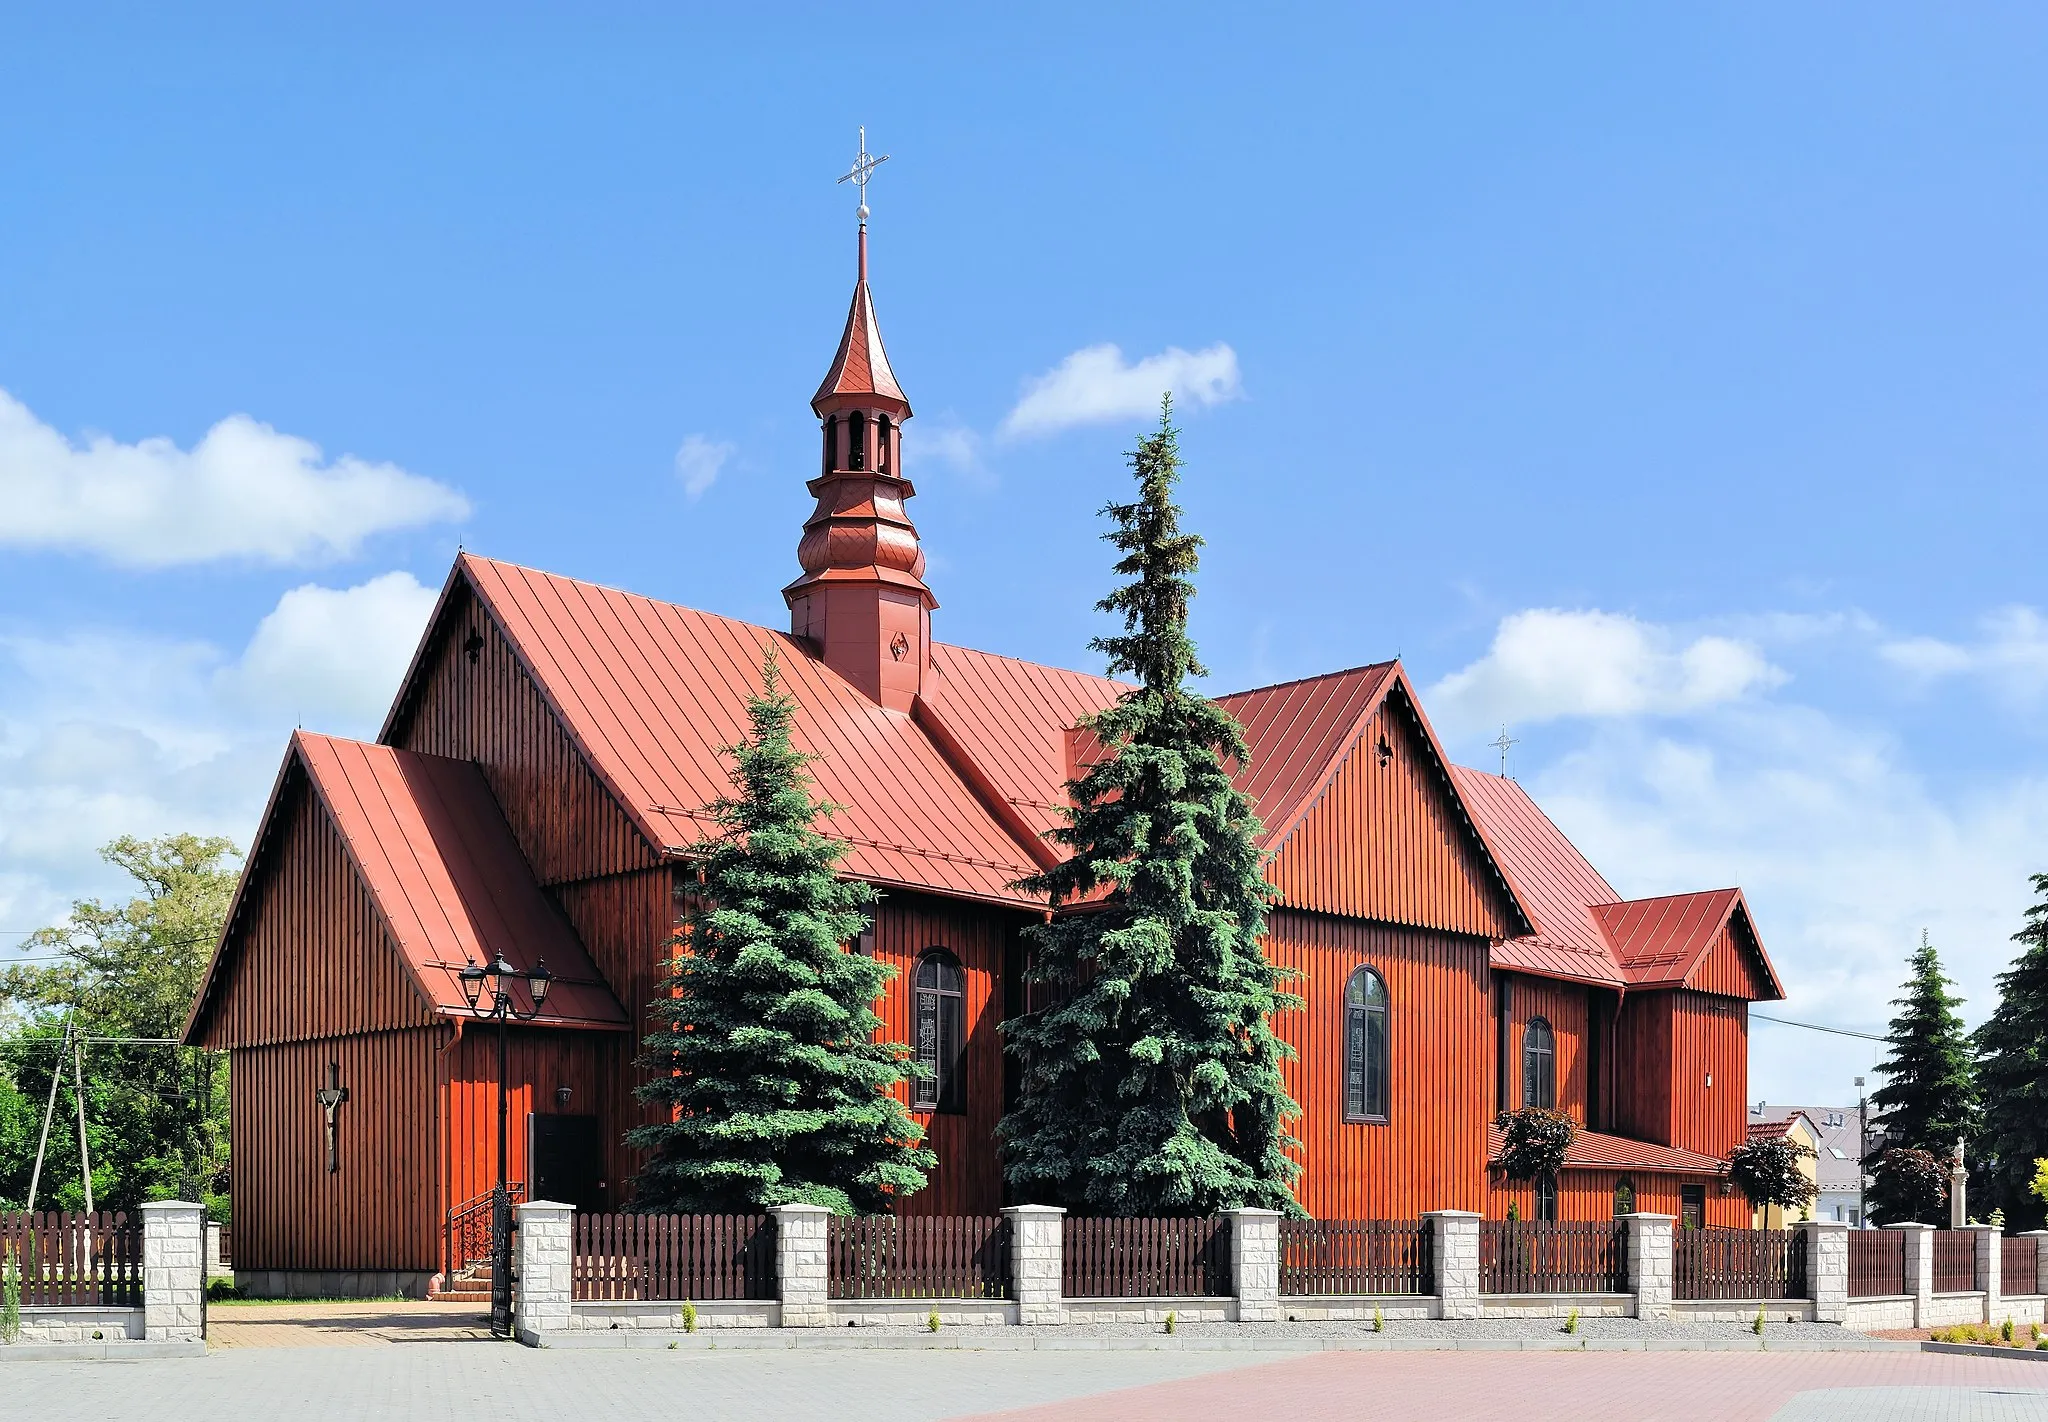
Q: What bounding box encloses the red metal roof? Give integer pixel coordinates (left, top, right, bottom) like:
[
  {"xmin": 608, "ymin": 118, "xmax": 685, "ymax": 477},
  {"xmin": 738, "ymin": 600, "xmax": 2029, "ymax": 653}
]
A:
[
  {"xmin": 1451, "ymin": 766, "xmax": 1625, "ymax": 987},
  {"xmin": 1487, "ymin": 1124, "xmax": 1728, "ymax": 1175},
  {"xmin": 1217, "ymin": 664, "xmax": 1397, "ymax": 851},
  {"xmin": 461, "ymin": 557, "xmax": 1043, "ymax": 906},
  {"xmin": 1452, "ymin": 770, "xmax": 1782, "ymax": 1000},
  {"xmin": 812, "ymin": 228, "xmax": 908, "ymax": 415},
  {"xmin": 293, "ymin": 732, "xmax": 625, "ymax": 1029}
]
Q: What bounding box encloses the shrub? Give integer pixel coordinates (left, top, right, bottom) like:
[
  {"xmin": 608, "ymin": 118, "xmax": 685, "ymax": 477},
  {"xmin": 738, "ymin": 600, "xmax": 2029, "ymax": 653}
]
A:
[
  {"xmin": 1726, "ymin": 1137, "xmax": 1819, "ymax": 1212},
  {"xmin": 2003, "ymin": 1317, "xmax": 2015, "ymax": 1344},
  {"xmin": 1563, "ymin": 1308, "xmax": 1580, "ymax": 1335},
  {"xmin": 2, "ymin": 1248, "xmax": 20, "ymax": 1345},
  {"xmin": 1496, "ymin": 1108, "xmax": 1575, "ymax": 1184},
  {"xmin": 1372, "ymin": 1308, "xmax": 1384, "ymax": 1333},
  {"xmin": 1163, "ymin": 1310, "xmax": 1177, "ymax": 1335},
  {"xmin": 927, "ymin": 1309, "xmax": 941, "ymax": 1334},
  {"xmin": 682, "ymin": 1300, "xmax": 698, "ymax": 1334},
  {"xmin": 1752, "ymin": 1305, "xmax": 1766, "ymax": 1336}
]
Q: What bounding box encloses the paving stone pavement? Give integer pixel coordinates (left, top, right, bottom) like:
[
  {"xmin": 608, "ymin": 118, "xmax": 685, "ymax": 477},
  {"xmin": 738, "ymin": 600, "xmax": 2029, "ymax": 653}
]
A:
[{"xmin": 5, "ymin": 1336, "xmax": 2048, "ymax": 1420}]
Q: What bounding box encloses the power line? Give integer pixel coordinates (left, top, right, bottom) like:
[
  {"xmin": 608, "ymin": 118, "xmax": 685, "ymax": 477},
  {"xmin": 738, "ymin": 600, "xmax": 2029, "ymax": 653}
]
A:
[{"xmin": 1752, "ymin": 1012, "xmax": 1886, "ymax": 1043}]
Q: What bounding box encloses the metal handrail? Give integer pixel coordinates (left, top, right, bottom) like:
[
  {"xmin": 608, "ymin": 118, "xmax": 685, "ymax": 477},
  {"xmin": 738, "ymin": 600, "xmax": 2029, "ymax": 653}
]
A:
[{"xmin": 445, "ymin": 1183, "xmax": 525, "ymax": 1279}]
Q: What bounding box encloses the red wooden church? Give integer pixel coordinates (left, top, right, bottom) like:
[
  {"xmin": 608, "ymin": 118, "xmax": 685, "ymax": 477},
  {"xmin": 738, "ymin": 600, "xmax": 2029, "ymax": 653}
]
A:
[{"xmin": 183, "ymin": 220, "xmax": 1785, "ymax": 1295}]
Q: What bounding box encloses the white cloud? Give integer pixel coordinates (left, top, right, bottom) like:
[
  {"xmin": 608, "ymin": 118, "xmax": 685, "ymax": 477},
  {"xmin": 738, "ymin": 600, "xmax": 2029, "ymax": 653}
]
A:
[
  {"xmin": 913, "ymin": 422, "xmax": 995, "ymax": 489},
  {"xmin": 0, "ymin": 388, "xmax": 469, "ymax": 566},
  {"xmin": 1881, "ymin": 605, "xmax": 2048, "ymax": 703},
  {"xmin": 225, "ymin": 572, "xmax": 439, "ymax": 725},
  {"xmin": 1526, "ymin": 703, "xmax": 2048, "ymax": 1105},
  {"xmin": 0, "ymin": 573, "xmax": 440, "ymax": 939},
  {"xmin": 999, "ymin": 343, "xmax": 1242, "ymax": 439},
  {"xmin": 673, "ymin": 435, "xmax": 735, "ymax": 501},
  {"xmin": 1428, "ymin": 608, "xmax": 1785, "ymax": 737}
]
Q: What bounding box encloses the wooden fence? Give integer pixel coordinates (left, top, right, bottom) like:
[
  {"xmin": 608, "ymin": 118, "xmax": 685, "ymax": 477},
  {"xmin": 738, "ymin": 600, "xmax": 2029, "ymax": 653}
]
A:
[
  {"xmin": 2004, "ymin": 1237, "xmax": 2042, "ymax": 1296},
  {"xmin": 825, "ymin": 1215, "xmax": 1012, "ymax": 1300},
  {"xmin": 1673, "ymin": 1227, "xmax": 1806, "ymax": 1300},
  {"xmin": 1932, "ymin": 1230, "xmax": 1978, "ymax": 1293},
  {"xmin": 1479, "ymin": 1220, "xmax": 1627, "ymax": 1294},
  {"xmin": 572, "ymin": 1213, "xmax": 775, "ymax": 1301},
  {"xmin": 1847, "ymin": 1229, "xmax": 1906, "ymax": 1298},
  {"xmin": 1279, "ymin": 1219, "xmax": 1432, "ymax": 1296},
  {"xmin": 0, "ymin": 1211, "xmax": 144, "ymax": 1307},
  {"xmin": 1062, "ymin": 1217, "xmax": 1231, "ymax": 1298}
]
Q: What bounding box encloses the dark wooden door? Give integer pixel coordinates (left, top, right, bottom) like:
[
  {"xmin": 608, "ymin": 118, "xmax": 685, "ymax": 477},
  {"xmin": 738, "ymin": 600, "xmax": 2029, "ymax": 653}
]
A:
[{"xmin": 528, "ymin": 1114, "xmax": 604, "ymax": 1213}]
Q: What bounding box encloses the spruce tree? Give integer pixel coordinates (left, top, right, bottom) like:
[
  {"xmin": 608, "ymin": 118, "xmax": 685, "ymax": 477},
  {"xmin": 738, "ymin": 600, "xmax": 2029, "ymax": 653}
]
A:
[
  {"xmin": 998, "ymin": 399, "xmax": 1301, "ymax": 1216},
  {"xmin": 1866, "ymin": 933, "xmax": 1978, "ymax": 1223},
  {"xmin": 630, "ymin": 649, "xmax": 935, "ymax": 1215},
  {"xmin": 1975, "ymin": 873, "xmax": 2048, "ymax": 1230}
]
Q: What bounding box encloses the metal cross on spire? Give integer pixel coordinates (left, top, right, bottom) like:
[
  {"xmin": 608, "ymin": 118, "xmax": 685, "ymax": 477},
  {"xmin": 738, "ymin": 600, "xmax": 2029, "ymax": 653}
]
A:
[
  {"xmin": 1490, "ymin": 725, "xmax": 1520, "ymax": 777},
  {"xmin": 837, "ymin": 125, "xmax": 889, "ymax": 223}
]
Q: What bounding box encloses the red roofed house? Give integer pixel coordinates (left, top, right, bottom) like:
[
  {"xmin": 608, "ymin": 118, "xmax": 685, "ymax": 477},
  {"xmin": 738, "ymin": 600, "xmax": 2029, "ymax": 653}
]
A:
[{"xmin": 182, "ymin": 221, "xmax": 1784, "ymax": 1295}]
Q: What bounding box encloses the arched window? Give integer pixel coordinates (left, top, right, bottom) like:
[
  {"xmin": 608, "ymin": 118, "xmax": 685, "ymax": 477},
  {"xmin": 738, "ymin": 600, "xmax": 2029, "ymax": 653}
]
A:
[
  {"xmin": 849, "ymin": 410, "xmax": 867, "ymax": 470},
  {"xmin": 1613, "ymin": 1178, "xmax": 1636, "ymax": 1217},
  {"xmin": 1535, "ymin": 1173, "xmax": 1558, "ymax": 1222},
  {"xmin": 913, "ymin": 950, "xmax": 965, "ymax": 1115},
  {"xmin": 1344, "ymin": 966, "xmax": 1389, "ymax": 1123},
  {"xmin": 1521, "ymin": 1017, "xmax": 1556, "ymax": 1110},
  {"xmin": 877, "ymin": 415, "xmax": 892, "ymax": 474}
]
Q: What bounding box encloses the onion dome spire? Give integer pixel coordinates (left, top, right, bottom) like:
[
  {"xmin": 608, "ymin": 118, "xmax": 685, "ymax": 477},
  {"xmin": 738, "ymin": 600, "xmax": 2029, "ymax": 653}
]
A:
[{"xmin": 785, "ymin": 131, "xmax": 935, "ymax": 713}]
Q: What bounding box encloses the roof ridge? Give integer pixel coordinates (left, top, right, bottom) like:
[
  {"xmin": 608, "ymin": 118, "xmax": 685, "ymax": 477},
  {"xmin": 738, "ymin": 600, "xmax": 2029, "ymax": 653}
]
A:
[{"xmin": 1217, "ymin": 659, "xmax": 1399, "ymax": 701}]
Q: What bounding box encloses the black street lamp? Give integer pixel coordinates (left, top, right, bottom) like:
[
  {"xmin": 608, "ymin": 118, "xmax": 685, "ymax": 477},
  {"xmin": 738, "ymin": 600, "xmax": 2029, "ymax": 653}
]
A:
[{"xmin": 456, "ymin": 951, "xmax": 552, "ymax": 1338}]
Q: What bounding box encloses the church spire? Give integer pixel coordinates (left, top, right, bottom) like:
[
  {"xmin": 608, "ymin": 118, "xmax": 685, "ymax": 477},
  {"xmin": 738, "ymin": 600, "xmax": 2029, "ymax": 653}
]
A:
[{"xmin": 784, "ymin": 131, "xmax": 935, "ymax": 713}]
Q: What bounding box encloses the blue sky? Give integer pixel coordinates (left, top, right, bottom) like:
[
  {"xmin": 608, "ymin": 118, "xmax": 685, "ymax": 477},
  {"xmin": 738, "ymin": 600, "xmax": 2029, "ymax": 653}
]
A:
[{"xmin": 4, "ymin": 5, "xmax": 2047, "ymax": 1106}]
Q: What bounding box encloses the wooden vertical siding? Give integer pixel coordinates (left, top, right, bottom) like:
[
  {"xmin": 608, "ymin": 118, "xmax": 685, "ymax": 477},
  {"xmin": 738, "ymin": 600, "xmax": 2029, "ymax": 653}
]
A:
[
  {"xmin": 1610, "ymin": 991, "xmax": 1674, "ymax": 1145},
  {"xmin": 553, "ymin": 868, "xmax": 674, "ymax": 1201},
  {"xmin": 1687, "ymin": 919, "xmax": 1774, "ymax": 1000},
  {"xmin": 437, "ymin": 1026, "xmax": 610, "ymax": 1211},
  {"xmin": 194, "ymin": 770, "xmax": 437, "ymax": 1049},
  {"xmin": 1666, "ymin": 991, "xmax": 1748, "ymax": 1159},
  {"xmin": 1265, "ymin": 699, "xmax": 1519, "ymax": 941},
  {"xmin": 384, "ymin": 580, "xmax": 658, "ymax": 886},
  {"xmin": 229, "ymin": 1030, "xmax": 440, "ymax": 1272},
  {"xmin": 867, "ymin": 892, "xmax": 1022, "ymax": 1216},
  {"xmin": 1265, "ymin": 910, "xmax": 1492, "ymax": 1218},
  {"xmin": 1489, "ymin": 1169, "xmax": 1748, "ymax": 1227},
  {"xmin": 1502, "ymin": 975, "xmax": 1589, "ymax": 1122}
]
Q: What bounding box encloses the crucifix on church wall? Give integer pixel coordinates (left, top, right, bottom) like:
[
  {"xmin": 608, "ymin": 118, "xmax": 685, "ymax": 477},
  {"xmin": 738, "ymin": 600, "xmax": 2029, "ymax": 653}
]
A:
[{"xmin": 315, "ymin": 1061, "xmax": 349, "ymax": 1174}]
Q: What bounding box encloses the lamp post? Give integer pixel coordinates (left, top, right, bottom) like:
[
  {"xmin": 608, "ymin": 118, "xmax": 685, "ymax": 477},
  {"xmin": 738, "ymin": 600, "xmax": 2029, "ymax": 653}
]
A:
[{"xmin": 457, "ymin": 951, "xmax": 552, "ymax": 1339}]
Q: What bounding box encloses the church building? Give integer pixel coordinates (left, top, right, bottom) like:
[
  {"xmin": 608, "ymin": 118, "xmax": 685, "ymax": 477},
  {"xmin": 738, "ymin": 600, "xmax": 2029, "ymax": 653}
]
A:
[{"xmin": 182, "ymin": 212, "xmax": 1784, "ymax": 1296}]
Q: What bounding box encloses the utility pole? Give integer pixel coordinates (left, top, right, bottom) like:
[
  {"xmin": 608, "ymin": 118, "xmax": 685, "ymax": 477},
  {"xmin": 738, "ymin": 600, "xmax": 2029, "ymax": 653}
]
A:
[
  {"xmin": 1855, "ymin": 1075, "xmax": 1868, "ymax": 1228},
  {"xmin": 25, "ymin": 1019, "xmax": 71, "ymax": 1213},
  {"xmin": 73, "ymin": 1035, "xmax": 94, "ymax": 1214}
]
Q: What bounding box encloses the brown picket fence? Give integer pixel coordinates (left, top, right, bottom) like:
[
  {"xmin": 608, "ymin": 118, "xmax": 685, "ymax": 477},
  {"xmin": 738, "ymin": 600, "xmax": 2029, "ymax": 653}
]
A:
[
  {"xmin": 1932, "ymin": 1230, "xmax": 1978, "ymax": 1292},
  {"xmin": 2004, "ymin": 1237, "xmax": 2043, "ymax": 1296},
  {"xmin": 1848, "ymin": 1229, "xmax": 1906, "ymax": 1297},
  {"xmin": 1062, "ymin": 1217, "xmax": 1231, "ymax": 1298},
  {"xmin": 1279, "ymin": 1219, "xmax": 1432, "ymax": 1296},
  {"xmin": 1673, "ymin": 1227, "xmax": 1806, "ymax": 1300},
  {"xmin": 826, "ymin": 1215, "xmax": 1012, "ymax": 1299},
  {"xmin": 1479, "ymin": 1220, "xmax": 1626, "ymax": 1294},
  {"xmin": 572, "ymin": 1213, "xmax": 775, "ymax": 1301},
  {"xmin": 0, "ymin": 1211, "xmax": 144, "ymax": 1307}
]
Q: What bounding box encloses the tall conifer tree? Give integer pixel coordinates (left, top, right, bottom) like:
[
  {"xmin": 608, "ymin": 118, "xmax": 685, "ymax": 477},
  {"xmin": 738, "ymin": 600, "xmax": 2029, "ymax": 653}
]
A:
[
  {"xmin": 1866, "ymin": 934, "xmax": 1979, "ymax": 1223},
  {"xmin": 999, "ymin": 399, "xmax": 1301, "ymax": 1216},
  {"xmin": 630, "ymin": 649, "xmax": 934, "ymax": 1214},
  {"xmin": 1975, "ymin": 873, "xmax": 2048, "ymax": 1230}
]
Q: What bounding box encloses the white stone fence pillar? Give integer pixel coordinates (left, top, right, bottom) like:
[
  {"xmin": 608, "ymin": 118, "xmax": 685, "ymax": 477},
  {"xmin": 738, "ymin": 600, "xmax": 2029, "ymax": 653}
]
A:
[
  {"xmin": 771, "ymin": 1203, "xmax": 830, "ymax": 1327},
  {"xmin": 140, "ymin": 1200, "xmax": 205, "ymax": 1343},
  {"xmin": 1003, "ymin": 1204, "xmax": 1065, "ymax": 1325},
  {"xmin": 1424, "ymin": 1210, "xmax": 1481, "ymax": 1320},
  {"xmin": 1225, "ymin": 1208, "xmax": 1281, "ymax": 1323},
  {"xmin": 1960, "ymin": 1222, "xmax": 2000, "ymax": 1324},
  {"xmin": 1888, "ymin": 1222, "xmax": 1935, "ymax": 1327},
  {"xmin": 1622, "ymin": 1213, "xmax": 1674, "ymax": 1320},
  {"xmin": 513, "ymin": 1201, "xmax": 574, "ymax": 1343},
  {"xmin": 1798, "ymin": 1218, "xmax": 1849, "ymax": 1323}
]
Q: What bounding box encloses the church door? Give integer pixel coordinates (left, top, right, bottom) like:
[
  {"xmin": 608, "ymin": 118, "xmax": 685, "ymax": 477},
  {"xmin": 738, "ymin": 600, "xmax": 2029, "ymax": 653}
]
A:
[{"xmin": 528, "ymin": 1114, "xmax": 604, "ymax": 1213}]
